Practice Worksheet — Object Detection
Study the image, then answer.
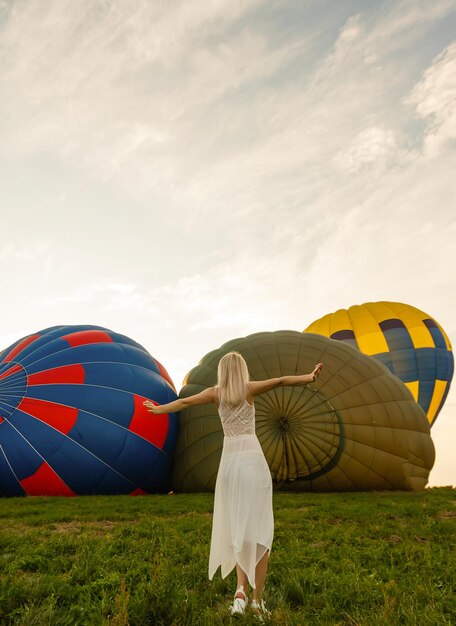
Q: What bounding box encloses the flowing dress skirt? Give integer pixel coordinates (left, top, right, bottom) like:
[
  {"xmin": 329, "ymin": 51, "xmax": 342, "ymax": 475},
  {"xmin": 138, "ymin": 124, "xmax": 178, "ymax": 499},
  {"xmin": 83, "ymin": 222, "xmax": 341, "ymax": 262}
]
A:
[{"xmin": 208, "ymin": 434, "xmax": 274, "ymax": 589}]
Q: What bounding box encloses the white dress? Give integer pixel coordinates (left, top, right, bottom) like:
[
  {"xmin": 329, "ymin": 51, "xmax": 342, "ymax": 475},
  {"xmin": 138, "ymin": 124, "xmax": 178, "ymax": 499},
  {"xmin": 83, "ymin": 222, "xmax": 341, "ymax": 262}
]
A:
[{"xmin": 208, "ymin": 386, "xmax": 274, "ymax": 589}]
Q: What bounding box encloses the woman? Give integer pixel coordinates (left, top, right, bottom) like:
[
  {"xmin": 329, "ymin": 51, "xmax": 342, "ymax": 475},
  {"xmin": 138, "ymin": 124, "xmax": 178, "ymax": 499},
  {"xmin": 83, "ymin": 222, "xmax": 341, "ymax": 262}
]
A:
[{"xmin": 144, "ymin": 353, "xmax": 323, "ymax": 618}]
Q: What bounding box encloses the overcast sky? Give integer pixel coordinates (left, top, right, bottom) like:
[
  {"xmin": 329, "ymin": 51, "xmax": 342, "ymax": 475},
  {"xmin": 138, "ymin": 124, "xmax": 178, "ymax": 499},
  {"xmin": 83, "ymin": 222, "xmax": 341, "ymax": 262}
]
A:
[{"xmin": 0, "ymin": 0, "xmax": 455, "ymax": 486}]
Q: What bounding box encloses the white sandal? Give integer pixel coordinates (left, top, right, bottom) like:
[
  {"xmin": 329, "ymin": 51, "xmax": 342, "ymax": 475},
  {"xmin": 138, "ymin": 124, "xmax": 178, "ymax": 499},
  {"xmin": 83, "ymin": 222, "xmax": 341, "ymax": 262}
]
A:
[
  {"xmin": 229, "ymin": 585, "xmax": 248, "ymax": 615},
  {"xmin": 251, "ymin": 598, "xmax": 271, "ymax": 621}
]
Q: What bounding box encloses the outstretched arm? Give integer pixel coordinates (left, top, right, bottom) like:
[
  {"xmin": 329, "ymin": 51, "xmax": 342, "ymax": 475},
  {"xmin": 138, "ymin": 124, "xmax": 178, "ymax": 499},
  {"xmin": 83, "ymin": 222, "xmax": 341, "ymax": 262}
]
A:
[
  {"xmin": 143, "ymin": 387, "xmax": 217, "ymax": 414},
  {"xmin": 249, "ymin": 362, "xmax": 323, "ymax": 397}
]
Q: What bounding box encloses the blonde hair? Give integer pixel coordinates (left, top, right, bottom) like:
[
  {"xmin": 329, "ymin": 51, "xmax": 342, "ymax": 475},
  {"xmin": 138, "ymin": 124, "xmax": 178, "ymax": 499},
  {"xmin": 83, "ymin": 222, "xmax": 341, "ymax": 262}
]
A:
[{"xmin": 217, "ymin": 351, "xmax": 250, "ymax": 408}]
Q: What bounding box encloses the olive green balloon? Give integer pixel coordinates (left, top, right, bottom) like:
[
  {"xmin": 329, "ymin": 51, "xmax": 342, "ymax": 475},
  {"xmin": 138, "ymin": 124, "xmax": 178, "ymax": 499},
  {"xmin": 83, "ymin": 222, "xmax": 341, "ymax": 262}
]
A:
[{"xmin": 172, "ymin": 331, "xmax": 435, "ymax": 492}]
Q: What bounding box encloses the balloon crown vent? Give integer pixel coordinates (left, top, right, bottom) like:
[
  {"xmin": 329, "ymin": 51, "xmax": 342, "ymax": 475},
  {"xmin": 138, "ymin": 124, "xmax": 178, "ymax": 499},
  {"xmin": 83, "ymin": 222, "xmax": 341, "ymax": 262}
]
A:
[{"xmin": 0, "ymin": 361, "xmax": 28, "ymax": 422}]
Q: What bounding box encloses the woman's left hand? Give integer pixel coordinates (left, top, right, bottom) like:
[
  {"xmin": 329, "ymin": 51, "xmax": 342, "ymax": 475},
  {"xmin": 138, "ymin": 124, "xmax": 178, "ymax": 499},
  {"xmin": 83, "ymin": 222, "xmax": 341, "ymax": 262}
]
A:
[{"xmin": 143, "ymin": 400, "xmax": 161, "ymax": 414}]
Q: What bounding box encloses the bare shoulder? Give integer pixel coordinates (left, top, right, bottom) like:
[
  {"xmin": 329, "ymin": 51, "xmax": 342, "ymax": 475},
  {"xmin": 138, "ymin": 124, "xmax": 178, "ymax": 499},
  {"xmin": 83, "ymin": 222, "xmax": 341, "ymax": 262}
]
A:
[
  {"xmin": 201, "ymin": 386, "xmax": 218, "ymax": 403},
  {"xmin": 246, "ymin": 382, "xmax": 254, "ymax": 405}
]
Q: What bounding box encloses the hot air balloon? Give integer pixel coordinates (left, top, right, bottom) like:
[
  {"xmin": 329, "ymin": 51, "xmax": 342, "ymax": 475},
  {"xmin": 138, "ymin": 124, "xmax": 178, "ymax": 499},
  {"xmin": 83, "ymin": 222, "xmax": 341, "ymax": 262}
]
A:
[
  {"xmin": 0, "ymin": 325, "xmax": 178, "ymax": 497},
  {"xmin": 304, "ymin": 301, "xmax": 453, "ymax": 426},
  {"xmin": 172, "ymin": 331, "xmax": 435, "ymax": 492}
]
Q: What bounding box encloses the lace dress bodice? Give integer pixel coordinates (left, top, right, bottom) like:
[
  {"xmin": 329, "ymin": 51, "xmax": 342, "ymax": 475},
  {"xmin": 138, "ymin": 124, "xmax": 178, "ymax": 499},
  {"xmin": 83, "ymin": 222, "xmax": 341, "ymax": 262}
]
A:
[{"xmin": 217, "ymin": 395, "xmax": 256, "ymax": 437}]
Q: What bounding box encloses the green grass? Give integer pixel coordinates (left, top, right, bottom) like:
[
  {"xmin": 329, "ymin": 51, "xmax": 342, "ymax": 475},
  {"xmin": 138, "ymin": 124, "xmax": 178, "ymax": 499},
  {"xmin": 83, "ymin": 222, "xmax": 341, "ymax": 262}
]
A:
[{"xmin": 0, "ymin": 488, "xmax": 455, "ymax": 625}]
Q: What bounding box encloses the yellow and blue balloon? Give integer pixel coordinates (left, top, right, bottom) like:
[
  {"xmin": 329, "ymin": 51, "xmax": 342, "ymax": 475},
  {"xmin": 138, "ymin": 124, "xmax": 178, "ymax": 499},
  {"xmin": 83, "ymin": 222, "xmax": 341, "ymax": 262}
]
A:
[{"xmin": 304, "ymin": 301, "xmax": 453, "ymax": 426}]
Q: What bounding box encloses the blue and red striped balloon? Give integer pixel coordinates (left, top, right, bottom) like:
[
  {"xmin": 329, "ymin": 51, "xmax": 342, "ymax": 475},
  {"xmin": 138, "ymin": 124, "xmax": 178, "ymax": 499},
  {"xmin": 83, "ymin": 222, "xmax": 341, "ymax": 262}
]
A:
[{"xmin": 0, "ymin": 325, "xmax": 178, "ymax": 496}]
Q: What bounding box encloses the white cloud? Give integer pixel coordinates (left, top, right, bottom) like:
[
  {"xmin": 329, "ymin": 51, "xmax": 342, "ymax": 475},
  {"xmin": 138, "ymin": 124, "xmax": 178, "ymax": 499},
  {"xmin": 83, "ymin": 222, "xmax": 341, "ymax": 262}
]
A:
[
  {"xmin": 334, "ymin": 126, "xmax": 400, "ymax": 173},
  {"xmin": 406, "ymin": 41, "xmax": 456, "ymax": 157},
  {"xmin": 0, "ymin": 0, "xmax": 453, "ymax": 236},
  {"xmin": 0, "ymin": 0, "xmax": 294, "ymax": 194}
]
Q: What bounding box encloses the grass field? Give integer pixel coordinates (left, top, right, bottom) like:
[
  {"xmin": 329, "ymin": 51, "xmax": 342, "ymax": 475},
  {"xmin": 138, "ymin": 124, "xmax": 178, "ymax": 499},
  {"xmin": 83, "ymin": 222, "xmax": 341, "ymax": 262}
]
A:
[{"xmin": 0, "ymin": 487, "xmax": 455, "ymax": 625}]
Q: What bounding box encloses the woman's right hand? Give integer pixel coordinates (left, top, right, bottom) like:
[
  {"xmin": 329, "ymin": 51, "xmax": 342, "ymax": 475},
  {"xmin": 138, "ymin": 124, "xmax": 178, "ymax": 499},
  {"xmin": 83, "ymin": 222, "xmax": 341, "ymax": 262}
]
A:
[{"xmin": 310, "ymin": 363, "xmax": 323, "ymax": 382}]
